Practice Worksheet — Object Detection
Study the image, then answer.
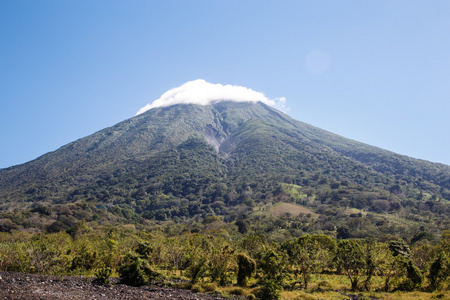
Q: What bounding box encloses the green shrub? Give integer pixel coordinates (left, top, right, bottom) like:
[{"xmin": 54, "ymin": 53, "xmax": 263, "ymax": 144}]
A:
[
  {"xmin": 135, "ymin": 241, "xmax": 153, "ymax": 258},
  {"xmin": 257, "ymin": 278, "xmax": 281, "ymax": 300},
  {"xmin": 118, "ymin": 257, "xmax": 147, "ymax": 286},
  {"xmin": 94, "ymin": 266, "xmax": 112, "ymax": 284},
  {"xmin": 117, "ymin": 249, "xmax": 163, "ymax": 287}
]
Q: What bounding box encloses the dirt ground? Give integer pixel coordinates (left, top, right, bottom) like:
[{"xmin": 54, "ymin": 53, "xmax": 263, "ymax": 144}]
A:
[{"xmin": 0, "ymin": 271, "xmax": 240, "ymax": 300}]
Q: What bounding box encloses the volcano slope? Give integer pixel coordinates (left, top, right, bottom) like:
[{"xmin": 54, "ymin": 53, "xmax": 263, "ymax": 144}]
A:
[{"xmin": 1, "ymin": 101, "xmax": 450, "ymax": 240}]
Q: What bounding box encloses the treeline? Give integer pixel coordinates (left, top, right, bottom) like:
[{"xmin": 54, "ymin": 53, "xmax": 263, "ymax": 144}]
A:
[
  {"xmin": 3, "ymin": 166, "xmax": 450, "ymax": 242},
  {"xmin": 1, "ymin": 221, "xmax": 450, "ymax": 298}
]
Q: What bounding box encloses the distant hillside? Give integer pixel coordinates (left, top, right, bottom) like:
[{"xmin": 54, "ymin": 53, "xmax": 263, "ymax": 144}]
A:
[{"xmin": 1, "ymin": 101, "xmax": 450, "ymax": 240}]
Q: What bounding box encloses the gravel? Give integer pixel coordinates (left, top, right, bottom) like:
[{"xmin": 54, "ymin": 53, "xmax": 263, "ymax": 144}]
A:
[{"xmin": 0, "ymin": 271, "xmax": 240, "ymax": 300}]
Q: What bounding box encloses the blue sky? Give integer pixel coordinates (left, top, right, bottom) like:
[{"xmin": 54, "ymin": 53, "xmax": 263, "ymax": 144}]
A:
[{"xmin": 1, "ymin": 1, "xmax": 449, "ymax": 168}]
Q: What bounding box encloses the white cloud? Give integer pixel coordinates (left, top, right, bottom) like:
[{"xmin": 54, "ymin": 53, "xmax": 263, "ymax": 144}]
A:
[{"xmin": 136, "ymin": 79, "xmax": 286, "ymax": 115}]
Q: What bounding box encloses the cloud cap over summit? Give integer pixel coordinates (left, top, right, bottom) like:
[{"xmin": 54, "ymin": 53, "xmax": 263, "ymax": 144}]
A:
[{"xmin": 136, "ymin": 79, "xmax": 285, "ymax": 115}]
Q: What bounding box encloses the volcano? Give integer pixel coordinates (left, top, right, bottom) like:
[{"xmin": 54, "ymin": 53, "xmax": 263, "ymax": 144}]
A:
[{"xmin": 1, "ymin": 100, "xmax": 449, "ymax": 238}]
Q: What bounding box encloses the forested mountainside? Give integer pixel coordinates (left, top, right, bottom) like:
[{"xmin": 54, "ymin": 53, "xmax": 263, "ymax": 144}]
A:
[{"xmin": 1, "ymin": 101, "xmax": 450, "ymax": 241}]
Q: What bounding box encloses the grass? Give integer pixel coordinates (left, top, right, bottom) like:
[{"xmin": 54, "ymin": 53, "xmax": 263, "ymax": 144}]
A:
[
  {"xmin": 90, "ymin": 268, "xmax": 450, "ymax": 300},
  {"xmin": 117, "ymin": 271, "xmax": 450, "ymax": 300},
  {"xmin": 308, "ymin": 274, "xmax": 351, "ymax": 290},
  {"xmin": 269, "ymin": 202, "xmax": 317, "ymax": 218},
  {"xmin": 201, "ymin": 282, "xmax": 217, "ymax": 292},
  {"xmin": 219, "ymin": 286, "xmax": 254, "ymax": 297},
  {"xmin": 281, "ymin": 290, "xmax": 349, "ymax": 300},
  {"xmin": 356, "ymin": 291, "xmax": 450, "ymax": 300},
  {"xmin": 121, "ymin": 270, "xmax": 450, "ymax": 300},
  {"xmin": 279, "ymin": 289, "xmax": 450, "ymax": 300},
  {"xmin": 275, "ymin": 274, "xmax": 450, "ymax": 299},
  {"xmin": 190, "ymin": 284, "xmax": 203, "ymax": 293}
]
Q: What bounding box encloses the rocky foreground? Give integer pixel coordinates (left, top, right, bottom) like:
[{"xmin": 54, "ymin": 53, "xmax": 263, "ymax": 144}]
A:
[{"xmin": 0, "ymin": 271, "xmax": 239, "ymax": 300}]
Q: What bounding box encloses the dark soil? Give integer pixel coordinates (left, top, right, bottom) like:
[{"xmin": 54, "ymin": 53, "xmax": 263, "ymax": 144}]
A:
[{"xmin": 0, "ymin": 271, "xmax": 239, "ymax": 300}]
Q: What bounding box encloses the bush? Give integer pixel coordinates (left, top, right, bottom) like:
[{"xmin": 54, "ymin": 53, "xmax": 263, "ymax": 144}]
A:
[
  {"xmin": 117, "ymin": 250, "xmax": 163, "ymax": 287},
  {"xmin": 94, "ymin": 266, "xmax": 112, "ymax": 284},
  {"xmin": 118, "ymin": 257, "xmax": 147, "ymax": 286},
  {"xmin": 257, "ymin": 278, "xmax": 281, "ymax": 300}
]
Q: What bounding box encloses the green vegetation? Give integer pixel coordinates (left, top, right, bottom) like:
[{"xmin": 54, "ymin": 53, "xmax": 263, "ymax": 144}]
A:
[
  {"xmin": 94, "ymin": 266, "xmax": 112, "ymax": 284},
  {"xmin": 1, "ymin": 223, "xmax": 450, "ymax": 298}
]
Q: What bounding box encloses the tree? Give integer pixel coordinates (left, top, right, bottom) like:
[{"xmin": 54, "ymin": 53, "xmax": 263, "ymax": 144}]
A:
[
  {"xmin": 236, "ymin": 253, "xmax": 256, "ymax": 286},
  {"xmin": 241, "ymin": 234, "xmax": 265, "ymax": 259},
  {"xmin": 164, "ymin": 238, "xmax": 186, "ymax": 274},
  {"xmin": 281, "ymin": 235, "xmax": 328, "ymax": 289},
  {"xmin": 386, "ymin": 239, "xmax": 422, "ymax": 291},
  {"xmin": 187, "ymin": 254, "xmax": 207, "ymax": 284},
  {"xmin": 389, "ymin": 240, "xmax": 411, "ymax": 258},
  {"xmin": 361, "ymin": 238, "xmax": 379, "ymax": 291},
  {"xmin": 208, "ymin": 245, "xmax": 234, "ymax": 286},
  {"xmin": 335, "ymin": 240, "xmax": 365, "ymax": 291},
  {"xmin": 257, "ymin": 247, "xmax": 287, "ymax": 286},
  {"xmin": 401, "ymin": 259, "xmax": 423, "ymax": 291},
  {"xmin": 428, "ymin": 251, "xmax": 450, "ymax": 291},
  {"xmin": 411, "ymin": 241, "xmax": 436, "ymax": 272},
  {"xmin": 373, "ymin": 242, "xmax": 401, "ymax": 292},
  {"xmin": 184, "ymin": 234, "xmax": 212, "ymax": 283},
  {"xmin": 336, "ymin": 226, "xmax": 351, "ymax": 239},
  {"xmin": 235, "ymin": 219, "xmax": 249, "ymax": 234}
]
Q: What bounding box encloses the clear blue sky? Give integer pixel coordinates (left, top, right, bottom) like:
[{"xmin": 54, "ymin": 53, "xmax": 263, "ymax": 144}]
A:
[{"xmin": 1, "ymin": 1, "xmax": 449, "ymax": 168}]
